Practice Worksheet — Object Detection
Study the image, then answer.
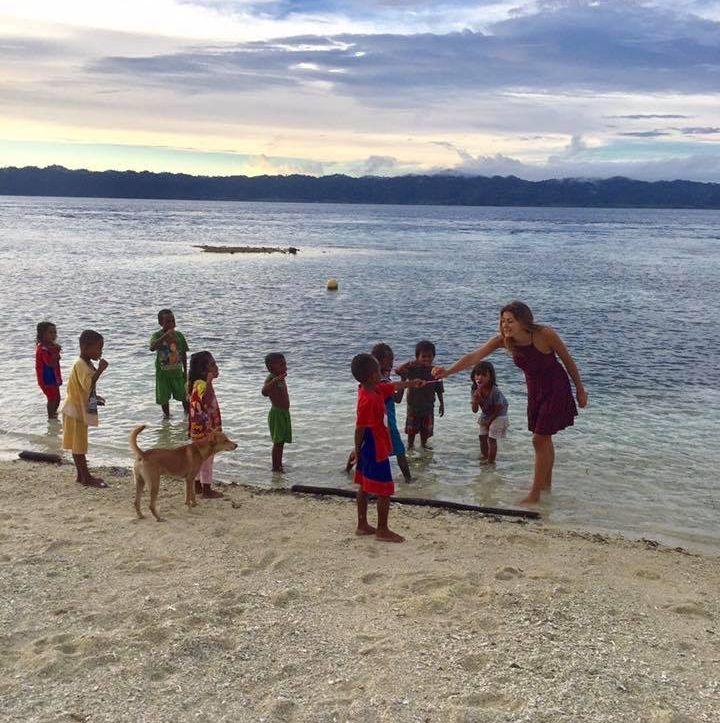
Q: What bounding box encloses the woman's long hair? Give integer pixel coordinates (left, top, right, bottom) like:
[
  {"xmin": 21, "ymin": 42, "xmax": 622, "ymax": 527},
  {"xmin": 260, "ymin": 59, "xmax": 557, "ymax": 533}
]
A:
[{"xmin": 499, "ymin": 300, "xmax": 542, "ymax": 352}]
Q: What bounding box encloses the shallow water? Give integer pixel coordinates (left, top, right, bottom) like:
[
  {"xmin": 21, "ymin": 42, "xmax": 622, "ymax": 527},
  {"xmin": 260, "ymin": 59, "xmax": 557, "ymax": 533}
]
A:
[{"xmin": 1, "ymin": 196, "xmax": 718, "ymax": 550}]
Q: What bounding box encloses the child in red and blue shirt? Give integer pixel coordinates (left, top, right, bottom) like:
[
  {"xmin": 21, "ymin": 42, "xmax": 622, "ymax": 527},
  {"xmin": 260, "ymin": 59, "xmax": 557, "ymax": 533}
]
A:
[
  {"xmin": 35, "ymin": 321, "xmax": 62, "ymax": 418},
  {"xmin": 351, "ymin": 353, "xmax": 423, "ymax": 543}
]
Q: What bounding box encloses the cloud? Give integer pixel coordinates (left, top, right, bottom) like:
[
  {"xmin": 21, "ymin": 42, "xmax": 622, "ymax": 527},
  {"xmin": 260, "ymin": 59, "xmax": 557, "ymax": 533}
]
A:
[
  {"xmin": 619, "ymin": 130, "xmax": 672, "ymax": 137},
  {"xmin": 3, "ymin": 0, "xmax": 720, "ymax": 181},
  {"xmin": 436, "ymin": 138, "xmax": 720, "ymax": 182},
  {"xmin": 677, "ymin": 126, "xmax": 720, "ymax": 134},
  {"xmin": 607, "ymin": 114, "xmax": 691, "ymax": 119},
  {"xmin": 358, "ymin": 155, "xmax": 401, "ymax": 175},
  {"xmin": 91, "ymin": 2, "xmax": 720, "ymax": 101},
  {"xmin": 244, "ymin": 153, "xmax": 326, "ymax": 175}
]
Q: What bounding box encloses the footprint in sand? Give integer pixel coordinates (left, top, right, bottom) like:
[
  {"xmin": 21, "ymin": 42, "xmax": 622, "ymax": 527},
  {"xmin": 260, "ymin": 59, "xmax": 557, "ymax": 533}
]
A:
[
  {"xmin": 148, "ymin": 662, "xmax": 177, "ymax": 682},
  {"xmin": 241, "ymin": 550, "xmax": 284, "ymax": 575},
  {"xmin": 458, "ymin": 653, "xmax": 489, "ymax": 672},
  {"xmin": 495, "ymin": 566, "xmax": 524, "ymax": 581},
  {"xmin": 463, "ymin": 691, "xmax": 521, "ymax": 712},
  {"xmin": 359, "ymin": 572, "xmax": 384, "ymax": 584},
  {"xmin": 666, "ymin": 601, "xmax": 713, "ymax": 620},
  {"xmin": 635, "ymin": 569, "xmax": 662, "ymax": 581},
  {"xmin": 272, "ymin": 588, "xmax": 301, "ymax": 608},
  {"xmin": 404, "ymin": 574, "xmax": 460, "ymax": 593}
]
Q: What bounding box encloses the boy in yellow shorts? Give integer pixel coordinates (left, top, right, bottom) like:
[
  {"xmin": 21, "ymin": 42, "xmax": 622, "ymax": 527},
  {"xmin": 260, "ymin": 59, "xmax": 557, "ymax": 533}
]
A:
[{"xmin": 61, "ymin": 330, "xmax": 109, "ymax": 487}]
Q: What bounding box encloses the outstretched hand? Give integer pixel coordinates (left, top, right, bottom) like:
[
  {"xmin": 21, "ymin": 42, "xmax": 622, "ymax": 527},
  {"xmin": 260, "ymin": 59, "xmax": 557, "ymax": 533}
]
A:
[{"xmin": 431, "ymin": 366, "xmax": 448, "ymax": 379}]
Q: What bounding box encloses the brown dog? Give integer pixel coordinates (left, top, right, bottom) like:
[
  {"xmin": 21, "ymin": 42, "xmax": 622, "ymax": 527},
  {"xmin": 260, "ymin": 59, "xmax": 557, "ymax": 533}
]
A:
[{"xmin": 130, "ymin": 424, "xmax": 238, "ymax": 521}]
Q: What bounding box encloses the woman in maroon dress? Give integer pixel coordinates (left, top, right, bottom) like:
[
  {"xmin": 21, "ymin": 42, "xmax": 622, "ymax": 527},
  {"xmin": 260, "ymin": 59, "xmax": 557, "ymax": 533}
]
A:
[{"xmin": 433, "ymin": 301, "xmax": 588, "ymax": 504}]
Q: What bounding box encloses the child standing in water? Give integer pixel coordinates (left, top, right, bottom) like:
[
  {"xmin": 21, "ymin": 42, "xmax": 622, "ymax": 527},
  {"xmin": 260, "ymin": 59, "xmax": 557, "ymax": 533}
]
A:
[
  {"xmin": 35, "ymin": 321, "xmax": 62, "ymax": 419},
  {"xmin": 150, "ymin": 309, "xmax": 189, "ymax": 418},
  {"xmin": 262, "ymin": 352, "xmax": 291, "ymax": 473},
  {"xmin": 351, "ymin": 353, "xmax": 423, "ymax": 543},
  {"xmin": 470, "ymin": 361, "xmax": 509, "ymax": 464},
  {"xmin": 396, "ymin": 340, "xmax": 444, "ymax": 449},
  {"xmin": 61, "ymin": 330, "xmax": 109, "ymax": 487},
  {"xmin": 188, "ymin": 351, "xmax": 224, "ymax": 499}
]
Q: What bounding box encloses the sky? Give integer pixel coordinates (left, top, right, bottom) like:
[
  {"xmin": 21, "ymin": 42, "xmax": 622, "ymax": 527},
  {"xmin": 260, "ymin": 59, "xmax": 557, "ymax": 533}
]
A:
[{"xmin": 1, "ymin": 0, "xmax": 720, "ymax": 181}]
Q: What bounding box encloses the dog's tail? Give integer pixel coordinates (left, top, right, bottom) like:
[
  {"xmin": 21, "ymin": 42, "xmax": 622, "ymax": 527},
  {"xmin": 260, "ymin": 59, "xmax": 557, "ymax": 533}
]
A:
[{"xmin": 129, "ymin": 424, "xmax": 147, "ymax": 459}]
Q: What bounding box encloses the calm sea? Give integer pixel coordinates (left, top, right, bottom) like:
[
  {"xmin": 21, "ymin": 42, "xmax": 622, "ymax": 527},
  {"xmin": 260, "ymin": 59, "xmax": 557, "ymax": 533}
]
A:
[{"xmin": 1, "ymin": 196, "xmax": 718, "ymax": 550}]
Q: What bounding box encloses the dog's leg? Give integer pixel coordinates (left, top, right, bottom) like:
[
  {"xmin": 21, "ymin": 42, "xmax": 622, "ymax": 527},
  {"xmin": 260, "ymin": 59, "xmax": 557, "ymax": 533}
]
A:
[
  {"xmin": 148, "ymin": 472, "xmax": 165, "ymax": 522},
  {"xmin": 185, "ymin": 474, "xmax": 197, "ymax": 508},
  {"xmin": 134, "ymin": 468, "xmax": 146, "ymax": 519}
]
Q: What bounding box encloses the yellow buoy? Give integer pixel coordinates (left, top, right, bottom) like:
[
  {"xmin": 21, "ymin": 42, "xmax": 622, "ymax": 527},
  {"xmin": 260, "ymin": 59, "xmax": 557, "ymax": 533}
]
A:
[{"xmin": 326, "ymin": 278, "xmax": 339, "ymax": 291}]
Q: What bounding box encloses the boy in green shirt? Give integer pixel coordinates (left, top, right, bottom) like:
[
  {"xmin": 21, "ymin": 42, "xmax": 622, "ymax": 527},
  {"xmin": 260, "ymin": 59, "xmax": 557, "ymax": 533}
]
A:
[{"xmin": 150, "ymin": 308, "xmax": 189, "ymax": 418}]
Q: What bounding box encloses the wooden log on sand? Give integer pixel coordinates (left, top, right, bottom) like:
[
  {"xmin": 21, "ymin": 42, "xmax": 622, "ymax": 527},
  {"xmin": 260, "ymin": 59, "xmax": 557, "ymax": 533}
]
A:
[
  {"xmin": 195, "ymin": 245, "xmax": 298, "ymax": 255},
  {"xmin": 290, "ymin": 484, "xmax": 540, "ymax": 520},
  {"xmin": 19, "ymin": 450, "xmax": 63, "ymax": 464}
]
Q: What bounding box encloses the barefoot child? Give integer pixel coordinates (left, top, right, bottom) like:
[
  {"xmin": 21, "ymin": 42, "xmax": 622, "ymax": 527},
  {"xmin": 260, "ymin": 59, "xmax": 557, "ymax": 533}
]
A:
[
  {"xmin": 35, "ymin": 321, "xmax": 62, "ymax": 419},
  {"xmin": 471, "ymin": 361, "xmax": 509, "ymax": 463},
  {"xmin": 61, "ymin": 330, "xmax": 109, "ymax": 487},
  {"xmin": 396, "ymin": 340, "xmax": 444, "ymax": 449},
  {"xmin": 346, "ymin": 343, "xmax": 411, "ymax": 482},
  {"xmin": 150, "ymin": 309, "xmax": 189, "ymax": 418},
  {"xmin": 188, "ymin": 351, "xmax": 224, "ymax": 499},
  {"xmin": 351, "ymin": 353, "xmax": 423, "ymax": 543},
  {"xmin": 261, "ymin": 352, "xmax": 291, "ymax": 473}
]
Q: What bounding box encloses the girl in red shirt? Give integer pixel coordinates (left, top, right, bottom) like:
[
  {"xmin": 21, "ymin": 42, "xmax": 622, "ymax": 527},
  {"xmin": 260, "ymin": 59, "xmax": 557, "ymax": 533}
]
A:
[{"xmin": 35, "ymin": 321, "xmax": 62, "ymax": 418}]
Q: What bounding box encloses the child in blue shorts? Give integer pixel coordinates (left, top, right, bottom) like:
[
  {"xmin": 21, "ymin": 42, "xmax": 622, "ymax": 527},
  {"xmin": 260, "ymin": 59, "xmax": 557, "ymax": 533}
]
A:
[
  {"xmin": 351, "ymin": 353, "xmax": 423, "ymax": 543},
  {"xmin": 346, "ymin": 343, "xmax": 412, "ymax": 482}
]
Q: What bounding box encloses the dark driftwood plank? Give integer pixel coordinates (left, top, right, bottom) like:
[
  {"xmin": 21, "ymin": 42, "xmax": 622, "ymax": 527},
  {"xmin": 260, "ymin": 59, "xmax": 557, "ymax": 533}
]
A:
[
  {"xmin": 19, "ymin": 451, "xmax": 63, "ymax": 464},
  {"xmin": 195, "ymin": 245, "xmax": 298, "ymax": 255},
  {"xmin": 290, "ymin": 484, "xmax": 540, "ymax": 520}
]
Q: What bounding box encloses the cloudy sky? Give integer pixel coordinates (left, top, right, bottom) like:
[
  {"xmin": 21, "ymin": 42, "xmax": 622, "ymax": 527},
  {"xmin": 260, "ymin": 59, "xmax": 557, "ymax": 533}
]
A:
[{"xmin": 2, "ymin": 0, "xmax": 720, "ymax": 180}]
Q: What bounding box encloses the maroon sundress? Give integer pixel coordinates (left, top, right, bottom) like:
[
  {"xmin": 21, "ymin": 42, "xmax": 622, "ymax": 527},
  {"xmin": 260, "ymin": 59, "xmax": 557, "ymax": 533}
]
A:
[{"xmin": 512, "ymin": 337, "xmax": 577, "ymax": 436}]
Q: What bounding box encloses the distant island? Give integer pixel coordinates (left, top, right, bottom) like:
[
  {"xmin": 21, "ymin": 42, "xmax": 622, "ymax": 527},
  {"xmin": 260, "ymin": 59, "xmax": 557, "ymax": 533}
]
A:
[{"xmin": 2, "ymin": 165, "xmax": 720, "ymax": 209}]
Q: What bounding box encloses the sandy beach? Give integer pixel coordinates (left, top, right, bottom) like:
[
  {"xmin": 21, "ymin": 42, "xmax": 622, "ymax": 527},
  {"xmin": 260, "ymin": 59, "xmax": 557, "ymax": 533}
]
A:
[{"xmin": 1, "ymin": 459, "xmax": 718, "ymax": 723}]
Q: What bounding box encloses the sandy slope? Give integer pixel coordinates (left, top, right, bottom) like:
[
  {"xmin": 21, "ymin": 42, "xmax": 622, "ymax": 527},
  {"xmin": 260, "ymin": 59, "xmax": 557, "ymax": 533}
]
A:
[{"xmin": 1, "ymin": 459, "xmax": 718, "ymax": 722}]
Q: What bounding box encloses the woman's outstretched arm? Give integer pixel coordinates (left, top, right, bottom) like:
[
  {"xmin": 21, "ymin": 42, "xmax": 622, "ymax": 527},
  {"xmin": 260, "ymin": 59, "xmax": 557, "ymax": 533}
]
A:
[{"xmin": 433, "ymin": 335, "xmax": 504, "ymax": 379}]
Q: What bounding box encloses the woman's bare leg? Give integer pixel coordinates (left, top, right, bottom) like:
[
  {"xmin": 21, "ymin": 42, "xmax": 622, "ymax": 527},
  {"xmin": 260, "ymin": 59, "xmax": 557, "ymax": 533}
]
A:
[{"xmin": 521, "ymin": 433, "xmax": 553, "ymax": 503}]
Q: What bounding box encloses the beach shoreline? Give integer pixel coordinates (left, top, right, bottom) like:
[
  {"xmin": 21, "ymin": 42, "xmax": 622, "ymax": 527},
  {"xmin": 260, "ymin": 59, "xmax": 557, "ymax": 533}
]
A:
[{"xmin": 1, "ymin": 458, "xmax": 719, "ymax": 722}]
